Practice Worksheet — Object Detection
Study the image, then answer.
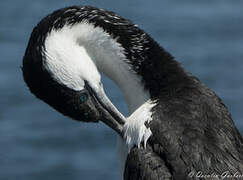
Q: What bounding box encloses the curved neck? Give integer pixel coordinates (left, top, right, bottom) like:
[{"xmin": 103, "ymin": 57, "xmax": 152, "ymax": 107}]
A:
[
  {"xmin": 45, "ymin": 22, "xmax": 150, "ymax": 114},
  {"xmin": 77, "ymin": 23, "xmax": 150, "ymax": 113}
]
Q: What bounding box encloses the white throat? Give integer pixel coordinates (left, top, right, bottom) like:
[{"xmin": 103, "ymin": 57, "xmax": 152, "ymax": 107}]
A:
[
  {"xmin": 43, "ymin": 21, "xmax": 154, "ymax": 177},
  {"xmin": 45, "ymin": 22, "xmax": 150, "ymax": 113}
]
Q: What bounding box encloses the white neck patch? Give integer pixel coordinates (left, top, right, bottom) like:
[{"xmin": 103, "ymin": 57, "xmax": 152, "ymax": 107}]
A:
[
  {"xmin": 44, "ymin": 21, "xmax": 150, "ymax": 111},
  {"xmin": 44, "ymin": 24, "xmax": 101, "ymax": 91}
]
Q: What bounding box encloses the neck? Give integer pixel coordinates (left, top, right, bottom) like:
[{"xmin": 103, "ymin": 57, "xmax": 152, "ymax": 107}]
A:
[
  {"xmin": 46, "ymin": 22, "xmax": 150, "ymax": 114},
  {"xmin": 77, "ymin": 23, "xmax": 151, "ymax": 113}
]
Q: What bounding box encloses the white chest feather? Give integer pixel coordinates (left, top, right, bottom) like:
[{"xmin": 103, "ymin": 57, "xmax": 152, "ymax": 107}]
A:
[
  {"xmin": 117, "ymin": 100, "xmax": 155, "ymax": 178},
  {"xmin": 123, "ymin": 100, "xmax": 155, "ymax": 152}
]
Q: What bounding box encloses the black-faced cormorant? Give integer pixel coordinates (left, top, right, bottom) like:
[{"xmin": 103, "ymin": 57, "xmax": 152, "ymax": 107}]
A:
[{"xmin": 22, "ymin": 6, "xmax": 243, "ymax": 180}]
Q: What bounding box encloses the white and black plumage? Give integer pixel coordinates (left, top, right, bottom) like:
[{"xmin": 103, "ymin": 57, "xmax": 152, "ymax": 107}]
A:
[{"xmin": 22, "ymin": 6, "xmax": 243, "ymax": 180}]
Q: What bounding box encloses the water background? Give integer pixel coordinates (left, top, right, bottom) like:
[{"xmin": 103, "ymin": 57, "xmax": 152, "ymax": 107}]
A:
[{"xmin": 0, "ymin": 0, "xmax": 242, "ymax": 179}]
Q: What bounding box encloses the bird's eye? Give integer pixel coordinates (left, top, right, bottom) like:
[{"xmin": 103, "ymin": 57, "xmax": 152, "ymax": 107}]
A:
[{"xmin": 80, "ymin": 92, "xmax": 89, "ymax": 103}]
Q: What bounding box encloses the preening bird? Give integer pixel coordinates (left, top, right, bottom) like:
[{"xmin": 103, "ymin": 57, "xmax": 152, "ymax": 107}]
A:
[{"xmin": 22, "ymin": 6, "xmax": 243, "ymax": 180}]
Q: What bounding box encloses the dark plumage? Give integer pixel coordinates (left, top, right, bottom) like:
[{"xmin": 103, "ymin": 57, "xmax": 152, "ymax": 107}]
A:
[
  {"xmin": 22, "ymin": 6, "xmax": 243, "ymax": 180},
  {"xmin": 129, "ymin": 81, "xmax": 243, "ymax": 179}
]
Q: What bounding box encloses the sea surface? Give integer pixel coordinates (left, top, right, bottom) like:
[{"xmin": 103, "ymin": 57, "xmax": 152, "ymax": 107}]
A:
[{"xmin": 0, "ymin": 0, "xmax": 242, "ymax": 179}]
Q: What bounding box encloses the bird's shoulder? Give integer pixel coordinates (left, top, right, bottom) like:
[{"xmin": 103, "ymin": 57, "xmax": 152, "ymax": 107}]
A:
[{"xmin": 147, "ymin": 77, "xmax": 243, "ymax": 178}]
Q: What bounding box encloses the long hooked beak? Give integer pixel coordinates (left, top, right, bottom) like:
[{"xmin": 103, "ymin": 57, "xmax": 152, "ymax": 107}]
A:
[{"xmin": 85, "ymin": 82, "xmax": 126, "ymax": 136}]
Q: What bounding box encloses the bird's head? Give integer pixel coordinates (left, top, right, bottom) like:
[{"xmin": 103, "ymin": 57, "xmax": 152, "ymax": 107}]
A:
[{"xmin": 22, "ymin": 10, "xmax": 127, "ymax": 135}]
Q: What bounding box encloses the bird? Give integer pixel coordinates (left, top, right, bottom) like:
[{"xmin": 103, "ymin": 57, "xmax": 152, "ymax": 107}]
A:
[{"xmin": 22, "ymin": 5, "xmax": 243, "ymax": 180}]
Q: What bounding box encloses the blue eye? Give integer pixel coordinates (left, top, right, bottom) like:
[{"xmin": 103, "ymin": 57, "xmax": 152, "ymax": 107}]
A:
[{"xmin": 80, "ymin": 92, "xmax": 88, "ymax": 103}]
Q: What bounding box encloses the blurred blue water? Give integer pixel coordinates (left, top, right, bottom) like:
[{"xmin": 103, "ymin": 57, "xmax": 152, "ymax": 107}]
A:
[{"xmin": 0, "ymin": 0, "xmax": 242, "ymax": 179}]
